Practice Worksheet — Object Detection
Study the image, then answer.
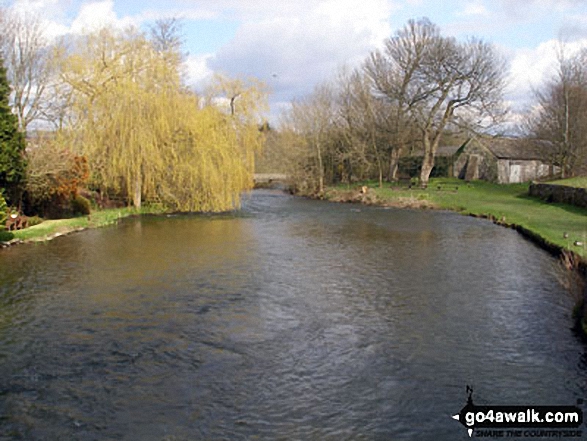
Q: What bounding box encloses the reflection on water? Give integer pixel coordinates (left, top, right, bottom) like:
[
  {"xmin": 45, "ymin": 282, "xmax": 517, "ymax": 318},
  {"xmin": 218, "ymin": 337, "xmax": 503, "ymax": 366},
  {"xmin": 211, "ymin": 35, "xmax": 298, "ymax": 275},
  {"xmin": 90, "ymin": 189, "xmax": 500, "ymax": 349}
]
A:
[{"xmin": 0, "ymin": 190, "xmax": 585, "ymax": 440}]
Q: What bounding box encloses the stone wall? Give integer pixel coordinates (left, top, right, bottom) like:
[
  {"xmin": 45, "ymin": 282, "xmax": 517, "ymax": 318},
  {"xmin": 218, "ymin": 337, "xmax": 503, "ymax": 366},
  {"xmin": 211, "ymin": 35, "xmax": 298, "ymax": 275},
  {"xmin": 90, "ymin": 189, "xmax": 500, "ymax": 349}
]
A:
[{"xmin": 529, "ymin": 183, "xmax": 587, "ymax": 208}]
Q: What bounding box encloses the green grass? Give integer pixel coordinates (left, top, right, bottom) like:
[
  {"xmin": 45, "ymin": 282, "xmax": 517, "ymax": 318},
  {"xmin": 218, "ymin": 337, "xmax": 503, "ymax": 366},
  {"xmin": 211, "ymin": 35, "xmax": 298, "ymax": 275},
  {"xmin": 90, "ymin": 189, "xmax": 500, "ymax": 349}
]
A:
[
  {"xmin": 0, "ymin": 205, "xmax": 165, "ymax": 244},
  {"xmin": 548, "ymin": 176, "xmax": 587, "ymax": 188},
  {"xmin": 331, "ymin": 178, "xmax": 587, "ymax": 257}
]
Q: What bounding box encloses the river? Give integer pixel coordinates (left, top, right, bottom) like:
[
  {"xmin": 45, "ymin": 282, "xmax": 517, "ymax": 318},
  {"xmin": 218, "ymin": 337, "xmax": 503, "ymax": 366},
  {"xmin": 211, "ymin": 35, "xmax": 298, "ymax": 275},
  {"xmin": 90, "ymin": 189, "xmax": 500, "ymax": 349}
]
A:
[{"xmin": 0, "ymin": 190, "xmax": 585, "ymax": 440}]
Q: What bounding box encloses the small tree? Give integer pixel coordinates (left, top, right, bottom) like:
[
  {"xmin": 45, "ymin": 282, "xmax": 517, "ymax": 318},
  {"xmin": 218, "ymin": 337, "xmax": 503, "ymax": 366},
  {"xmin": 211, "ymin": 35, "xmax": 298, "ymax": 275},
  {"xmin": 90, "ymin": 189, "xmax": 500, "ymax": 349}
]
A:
[
  {"xmin": 291, "ymin": 85, "xmax": 336, "ymax": 195},
  {"xmin": 0, "ymin": 55, "xmax": 26, "ymax": 205},
  {"xmin": 25, "ymin": 137, "xmax": 89, "ymax": 217}
]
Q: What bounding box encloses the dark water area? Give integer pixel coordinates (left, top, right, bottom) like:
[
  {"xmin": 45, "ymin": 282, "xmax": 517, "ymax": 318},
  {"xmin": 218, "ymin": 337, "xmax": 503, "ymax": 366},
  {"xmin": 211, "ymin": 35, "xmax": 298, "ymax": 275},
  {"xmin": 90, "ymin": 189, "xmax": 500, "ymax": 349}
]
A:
[{"xmin": 0, "ymin": 190, "xmax": 585, "ymax": 440}]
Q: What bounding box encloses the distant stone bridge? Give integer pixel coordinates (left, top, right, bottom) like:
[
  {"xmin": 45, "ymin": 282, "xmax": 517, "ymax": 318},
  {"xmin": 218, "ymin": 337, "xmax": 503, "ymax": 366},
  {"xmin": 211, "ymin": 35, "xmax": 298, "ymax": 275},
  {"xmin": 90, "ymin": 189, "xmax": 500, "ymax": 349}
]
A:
[{"xmin": 253, "ymin": 174, "xmax": 288, "ymax": 185}]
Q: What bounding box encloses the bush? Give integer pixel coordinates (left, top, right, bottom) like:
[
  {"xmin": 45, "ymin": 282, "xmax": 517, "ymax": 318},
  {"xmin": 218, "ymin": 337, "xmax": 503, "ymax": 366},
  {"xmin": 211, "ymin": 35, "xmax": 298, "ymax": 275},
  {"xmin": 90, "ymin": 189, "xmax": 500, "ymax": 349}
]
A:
[
  {"xmin": 71, "ymin": 195, "xmax": 91, "ymax": 215},
  {"xmin": 25, "ymin": 138, "xmax": 90, "ymax": 218},
  {"xmin": 26, "ymin": 215, "xmax": 43, "ymax": 227}
]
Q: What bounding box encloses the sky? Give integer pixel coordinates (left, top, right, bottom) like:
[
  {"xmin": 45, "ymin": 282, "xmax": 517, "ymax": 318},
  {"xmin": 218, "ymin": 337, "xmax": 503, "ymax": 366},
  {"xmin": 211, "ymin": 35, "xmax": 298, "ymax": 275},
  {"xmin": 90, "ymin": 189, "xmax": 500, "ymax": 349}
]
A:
[{"xmin": 4, "ymin": 0, "xmax": 587, "ymax": 124}]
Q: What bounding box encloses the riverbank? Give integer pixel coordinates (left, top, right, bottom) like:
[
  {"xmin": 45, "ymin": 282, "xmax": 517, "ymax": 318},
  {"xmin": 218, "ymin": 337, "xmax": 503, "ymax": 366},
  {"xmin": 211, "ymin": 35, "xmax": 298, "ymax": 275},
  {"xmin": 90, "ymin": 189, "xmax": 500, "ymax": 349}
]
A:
[
  {"xmin": 0, "ymin": 205, "xmax": 165, "ymax": 248},
  {"xmin": 327, "ymin": 178, "xmax": 587, "ymax": 256},
  {"xmin": 325, "ymin": 178, "xmax": 587, "ymax": 333}
]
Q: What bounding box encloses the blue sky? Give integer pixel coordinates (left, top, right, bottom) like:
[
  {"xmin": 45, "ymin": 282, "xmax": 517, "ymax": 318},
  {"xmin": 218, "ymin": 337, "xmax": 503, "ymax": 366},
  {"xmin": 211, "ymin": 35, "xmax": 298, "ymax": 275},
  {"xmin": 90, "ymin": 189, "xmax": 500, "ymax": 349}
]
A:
[{"xmin": 6, "ymin": 0, "xmax": 587, "ymax": 122}]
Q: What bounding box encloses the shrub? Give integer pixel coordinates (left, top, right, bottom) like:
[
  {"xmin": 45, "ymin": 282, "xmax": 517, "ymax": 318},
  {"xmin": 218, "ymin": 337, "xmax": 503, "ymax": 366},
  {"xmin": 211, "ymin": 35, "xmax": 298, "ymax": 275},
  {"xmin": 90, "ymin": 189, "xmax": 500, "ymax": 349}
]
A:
[
  {"xmin": 26, "ymin": 215, "xmax": 43, "ymax": 227},
  {"xmin": 71, "ymin": 194, "xmax": 91, "ymax": 215},
  {"xmin": 26, "ymin": 141, "xmax": 90, "ymax": 218}
]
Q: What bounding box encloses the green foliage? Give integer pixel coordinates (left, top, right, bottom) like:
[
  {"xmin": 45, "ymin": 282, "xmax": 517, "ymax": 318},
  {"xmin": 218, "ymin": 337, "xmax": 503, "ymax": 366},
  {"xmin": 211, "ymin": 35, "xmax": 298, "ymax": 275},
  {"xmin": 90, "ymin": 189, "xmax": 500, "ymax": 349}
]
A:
[
  {"xmin": 0, "ymin": 57, "xmax": 26, "ymax": 205},
  {"xmin": 71, "ymin": 194, "xmax": 91, "ymax": 215},
  {"xmin": 0, "ymin": 190, "xmax": 7, "ymax": 229}
]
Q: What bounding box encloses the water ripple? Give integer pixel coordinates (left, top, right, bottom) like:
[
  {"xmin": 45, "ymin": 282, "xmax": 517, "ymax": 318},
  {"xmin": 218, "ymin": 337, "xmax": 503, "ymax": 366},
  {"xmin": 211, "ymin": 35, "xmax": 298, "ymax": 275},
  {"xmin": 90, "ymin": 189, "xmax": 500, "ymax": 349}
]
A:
[{"xmin": 0, "ymin": 191, "xmax": 583, "ymax": 440}]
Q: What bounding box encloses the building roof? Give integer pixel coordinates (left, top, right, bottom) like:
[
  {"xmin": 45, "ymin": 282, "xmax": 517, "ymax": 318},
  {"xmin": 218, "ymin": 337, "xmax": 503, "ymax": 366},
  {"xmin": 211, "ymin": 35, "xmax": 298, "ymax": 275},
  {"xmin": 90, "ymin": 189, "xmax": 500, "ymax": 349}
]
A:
[
  {"xmin": 403, "ymin": 137, "xmax": 553, "ymax": 161},
  {"xmin": 475, "ymin": 137, "xmax": 552, "ymax": 161},
  {"xmin": 436, "ymin": 145, "xmax": 462, "ymax": 157}
]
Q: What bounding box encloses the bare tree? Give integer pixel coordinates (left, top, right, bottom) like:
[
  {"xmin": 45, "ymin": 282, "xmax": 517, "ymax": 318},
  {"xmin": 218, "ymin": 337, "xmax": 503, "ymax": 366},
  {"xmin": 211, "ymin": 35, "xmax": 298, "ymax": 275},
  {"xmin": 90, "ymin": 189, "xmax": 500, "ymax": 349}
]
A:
[
  {"xmin": 366, "ymin": 18, "xmax": 506, "ymax": 187},
  {"xmin": 365, "ymin": 18, "xmax": 433, "ymax": 181},
  {"xmin": 149, "ymin": 17, "xmax": 184, "ymax": 54},
  {"xmin": 287, "ymin": 83, "xmax": 338, "ymax": 195},
  {"xmin": 527, "ymin": 47, "xmax": 587, "ymax": 177},
  {"xmin": 336, "ymin": 67, "xmax": 389, "ymax": 187},
  {"xmin": 0, "ymin": 9, "xmax": 54, "ymax": 131}
]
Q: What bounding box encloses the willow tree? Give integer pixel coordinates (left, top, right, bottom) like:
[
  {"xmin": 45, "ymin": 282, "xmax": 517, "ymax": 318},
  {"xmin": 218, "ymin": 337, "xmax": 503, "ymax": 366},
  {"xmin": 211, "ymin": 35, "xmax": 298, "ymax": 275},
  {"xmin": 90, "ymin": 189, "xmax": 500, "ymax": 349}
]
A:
[
  {"xmin": 206, "ymin": 74, "xmax": 269, "ymax": 181},
  {"xmin": 59, "ymin": 26, "xmax": 268, "ymax": 211}
]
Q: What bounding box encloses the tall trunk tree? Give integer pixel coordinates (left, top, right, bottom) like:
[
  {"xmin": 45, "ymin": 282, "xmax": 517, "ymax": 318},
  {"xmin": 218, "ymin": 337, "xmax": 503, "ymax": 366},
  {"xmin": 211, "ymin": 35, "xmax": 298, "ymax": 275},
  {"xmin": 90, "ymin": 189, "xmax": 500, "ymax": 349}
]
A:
[
  {"xmin": 0, "ymin": 10, "xmax": 53, "ymax": 131},
  {"xmin": 366, "ymin": 18, "xmax": 506, "ymax": 187}
]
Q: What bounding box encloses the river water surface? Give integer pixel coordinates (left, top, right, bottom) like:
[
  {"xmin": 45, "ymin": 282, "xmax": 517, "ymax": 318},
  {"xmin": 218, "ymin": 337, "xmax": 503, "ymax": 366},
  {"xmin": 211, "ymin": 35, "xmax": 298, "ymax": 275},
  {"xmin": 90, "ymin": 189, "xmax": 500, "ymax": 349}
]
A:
[{"xmin": 0, "ymin": 190, "xmax": 586, "ymax": 440}]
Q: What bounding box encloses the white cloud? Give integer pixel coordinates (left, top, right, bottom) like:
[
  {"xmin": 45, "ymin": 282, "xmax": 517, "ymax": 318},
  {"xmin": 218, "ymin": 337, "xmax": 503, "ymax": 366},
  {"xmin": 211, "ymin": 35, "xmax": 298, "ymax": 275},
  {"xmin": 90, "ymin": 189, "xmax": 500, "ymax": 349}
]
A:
[
  {"xmin": 10, "ymin": 0, "xmax": 60, "ymax": 14},
  {"xmin": 506, "ymin": 38, "xmax": 587, "ymax": 110},
  {"xmin": 7, "ymin": 0, "xmax": 584, "ymax": 122},
  {"xmin": 208, "ymin": 0, "xmax": 393, "ymax": 103},
  {"xmin": 9, "ymin": 0, "xmax": 69, "ymax": 41},
  {"xmin": 70, "ymin": 0, "xmax": 136, "ymax": 34},
  {"xmin": 460, "ymin": 1, "xmax": 490, "ymax": 17},
  {"xmin": 185, "ymin": 53, "xmax": 215, "ymax": 89}
]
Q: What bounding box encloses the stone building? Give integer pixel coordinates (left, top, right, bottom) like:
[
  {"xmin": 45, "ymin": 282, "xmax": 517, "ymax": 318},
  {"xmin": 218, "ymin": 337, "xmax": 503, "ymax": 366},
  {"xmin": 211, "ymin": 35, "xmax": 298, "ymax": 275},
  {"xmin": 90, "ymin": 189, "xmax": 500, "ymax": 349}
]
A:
[{"xmin": 453, "ymin": 137, "xmax": 556, "ymax": 184}]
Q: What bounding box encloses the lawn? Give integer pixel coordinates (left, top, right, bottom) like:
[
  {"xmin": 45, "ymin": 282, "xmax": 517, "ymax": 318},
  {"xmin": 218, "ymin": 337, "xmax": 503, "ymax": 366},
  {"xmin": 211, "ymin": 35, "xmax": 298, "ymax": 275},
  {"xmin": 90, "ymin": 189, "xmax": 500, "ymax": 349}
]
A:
[
  {"xmin": 548, "ymin": 177, "xmax": 587, "ymax": 188},
  {"xmin": 0, "ymin": 205, "xmax": 164, "ymax": 244},
  {"xmin": 331, "ymin": 178, "xmax": 587, "ymax": 257}
]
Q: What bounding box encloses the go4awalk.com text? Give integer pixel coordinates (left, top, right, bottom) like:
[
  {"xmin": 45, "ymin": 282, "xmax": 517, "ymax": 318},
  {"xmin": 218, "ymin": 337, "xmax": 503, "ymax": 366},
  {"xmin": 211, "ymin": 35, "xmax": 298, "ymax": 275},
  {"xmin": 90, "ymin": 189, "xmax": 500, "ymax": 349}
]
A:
[{"xmin": 452, "ymin": 387, "xmax": 584, "ymax": 438}]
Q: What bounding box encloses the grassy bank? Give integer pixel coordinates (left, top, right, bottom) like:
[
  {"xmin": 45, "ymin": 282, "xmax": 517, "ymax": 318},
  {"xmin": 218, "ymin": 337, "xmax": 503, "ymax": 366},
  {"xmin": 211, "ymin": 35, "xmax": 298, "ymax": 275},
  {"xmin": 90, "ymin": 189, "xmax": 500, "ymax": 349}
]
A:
[
  {"xmin": 328, "ymin": 177, "xmax": 587, "ymax": 333},
  {"xmin": 549, "ymin": 177, "xmax": 587, "ymax": 188},
  {"xmin": 328, "ymin": 178, "xmax": 587, "ymax": 258},
  {"xmin": 0, "ymin": 205, "xmax": 165, "ymax": 246}
]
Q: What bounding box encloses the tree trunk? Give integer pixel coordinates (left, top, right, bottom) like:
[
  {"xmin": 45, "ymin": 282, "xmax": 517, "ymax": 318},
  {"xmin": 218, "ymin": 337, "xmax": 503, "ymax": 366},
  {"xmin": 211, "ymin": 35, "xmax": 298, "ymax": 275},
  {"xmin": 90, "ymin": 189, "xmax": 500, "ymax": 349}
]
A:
[
  {"xmin": 420, "ymin": 152, "xmax": 434, "ymax": 188},
  {"xmin": 389, "ymin": 147, "xmax": 401, "ymax": 181},
  {"xmin": 133, "ymin": 177, "xmax": 142, "ymax": 209},
  {"xmin": 316, "ymin": 142, "xmax": 324, "ymax": 196},
  {"xmin": 419, "ymin": 133, "xmax": 438, "ymax": 188},
  {"xmin": 373, "ymin": 145, "xmax": 383, "ymax": 188}
]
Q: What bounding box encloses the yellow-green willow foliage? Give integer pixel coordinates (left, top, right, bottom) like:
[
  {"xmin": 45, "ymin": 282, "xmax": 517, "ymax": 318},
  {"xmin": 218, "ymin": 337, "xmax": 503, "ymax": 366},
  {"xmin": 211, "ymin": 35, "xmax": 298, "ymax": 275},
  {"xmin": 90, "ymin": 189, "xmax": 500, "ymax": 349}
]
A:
[{"xmin": 58, "ymin": 27, "xmax": 268, "ymax": 211}]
